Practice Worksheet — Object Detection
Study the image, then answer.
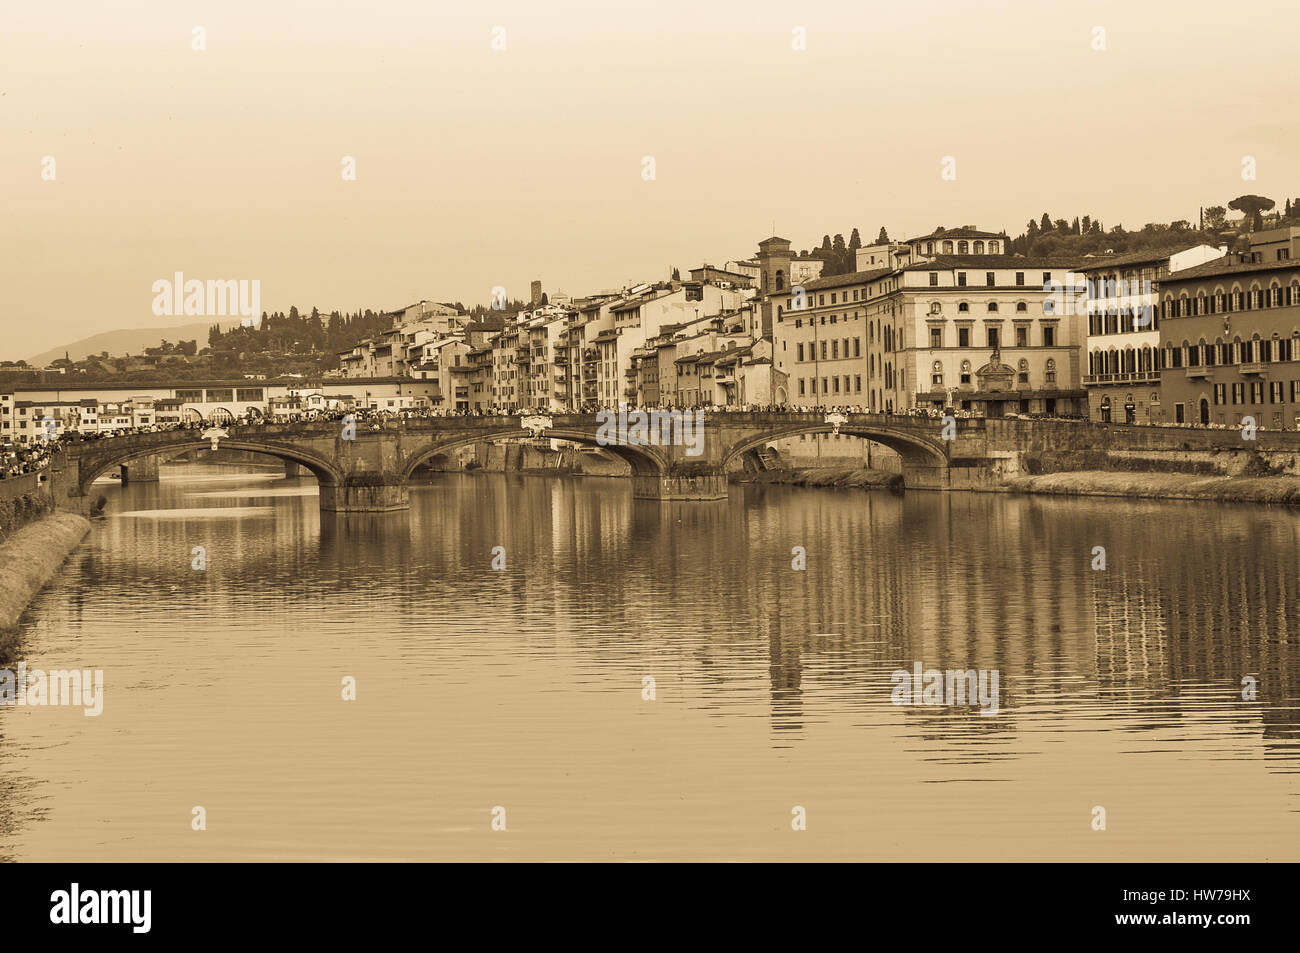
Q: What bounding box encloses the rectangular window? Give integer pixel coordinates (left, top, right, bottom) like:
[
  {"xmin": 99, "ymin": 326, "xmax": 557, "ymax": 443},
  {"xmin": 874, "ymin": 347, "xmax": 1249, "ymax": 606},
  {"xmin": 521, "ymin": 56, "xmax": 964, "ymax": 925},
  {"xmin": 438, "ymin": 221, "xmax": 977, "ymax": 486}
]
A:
[
  {"xmin": 986, "ymin": 272, "xmax": 995, "ymax": 287},
  {"xmin": 958, "ymin": 328, "xmax": 970, "ymax": 348},
  {"xmin": 832, "ymin": 340, "xmax": 839, "ymax": 359},
  {"xmin": 957, "ymin": 272, "xmax": 967, "ymax": 287},
  {"xmin": 855, "ymin": 375, "xmax": 861, "ymax": 392},
  {"xmin": 1042, "ymin": 272, "xmax": 1052, "ymax": 285},
  {"xmin": 797, "ymin": 343, "xmax": 804, "ymax": 362},
  {"xmin": 1016, "ymin": 327, "xmax": 1027, "ymax": 347},
  {"xmin": 236, "ymin": 388, "xmax": 264, "ymax": 402},
  {"xmin": 176, "ymin": 389, "xmax": 203, "ymax": 402},
  {"xmin": 1042, "ymin": 326, "xmax": 1055, "ymax": 347},
  {"xmin": 1015, "ymin": 272, "xmax": 1025, "ymax": 286},
  {"xmin": 929, "ymin": 272, "xmax": 938, "ymax": 286},
  {"xmin": 821, "ymin": 342, "xmax": 827, "ymax": 360},
  {"xmin": 206, "ymin": 389, "xmax": 233, "ymax": 402},
  {"xmin": 987, "ymin": 328, "xmax": 999, "ymax": 348},
  {"xmin": 854, "ymin": 338, "xmax": 861, "ymax": 357},
  {"xmin": 799, "ymin": 379, "xmax": 805, "ymax": 396},
  {"xmin": 930, "ymin": 328, "xmax": 942, "ymax": 348}
]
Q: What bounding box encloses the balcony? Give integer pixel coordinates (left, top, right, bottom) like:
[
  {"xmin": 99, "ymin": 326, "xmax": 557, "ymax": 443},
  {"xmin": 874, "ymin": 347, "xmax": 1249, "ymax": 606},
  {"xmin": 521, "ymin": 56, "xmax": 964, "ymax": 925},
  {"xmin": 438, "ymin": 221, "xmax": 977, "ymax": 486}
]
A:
[
  {"xmin": 1240, "ymin": 362, "xmax": 1266, "ymax": 375},
  {"xmin": 1185, "ymin": 366, "xmax": 1210, "ymax": 379}
]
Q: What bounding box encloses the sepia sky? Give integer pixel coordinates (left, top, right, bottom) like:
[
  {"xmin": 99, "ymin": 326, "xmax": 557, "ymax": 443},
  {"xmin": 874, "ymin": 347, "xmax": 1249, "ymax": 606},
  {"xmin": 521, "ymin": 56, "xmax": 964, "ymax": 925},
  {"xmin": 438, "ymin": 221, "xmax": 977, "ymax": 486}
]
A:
[{"xmin": 2, "ymin": 0, "xmax": 1297, "ymax": 359}]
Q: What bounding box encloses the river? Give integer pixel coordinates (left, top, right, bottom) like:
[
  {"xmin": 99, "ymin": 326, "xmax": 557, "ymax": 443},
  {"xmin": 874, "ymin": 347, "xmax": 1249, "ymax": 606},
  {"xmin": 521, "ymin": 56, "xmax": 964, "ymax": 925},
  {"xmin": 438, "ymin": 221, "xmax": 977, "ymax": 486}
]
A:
[{"xmin": 1, "ymin": 463, "xmax": 1297, "ymax": 860}]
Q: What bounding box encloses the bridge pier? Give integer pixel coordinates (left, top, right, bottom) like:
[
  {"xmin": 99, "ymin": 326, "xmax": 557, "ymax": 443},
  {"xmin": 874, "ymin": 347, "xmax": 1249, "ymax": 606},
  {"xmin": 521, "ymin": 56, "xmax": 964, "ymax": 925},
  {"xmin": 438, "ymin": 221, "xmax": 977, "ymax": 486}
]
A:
[
  {"xmin": 633, "ymin": 470, "xmax": 729, "ymax": 501},
  {"xmin": 319, "ymin": 479, "xmax": 409, "ymax": 513},
  {"xmin": 121, "ymin": 454, "xmax": 160, "ymax": 484},
  {"xmin": 900, "ymin": 462, "xmax": 952, "ymax": 490}
]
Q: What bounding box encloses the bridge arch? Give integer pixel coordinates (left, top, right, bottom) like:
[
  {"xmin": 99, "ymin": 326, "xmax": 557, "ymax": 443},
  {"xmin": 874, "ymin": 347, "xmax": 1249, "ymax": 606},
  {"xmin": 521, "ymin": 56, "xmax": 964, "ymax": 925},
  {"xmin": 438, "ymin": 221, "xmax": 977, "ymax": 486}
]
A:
[
  {"xmin": 74, "ymin": 438, "xmax": 344, "ymax": 497},
  {"xmin": 721, "ymin": 422, "xmax": 949, "ymax": 472},
  {"xmin": 399, "ymin": 426, "xmax": 672, "ymax": 481}
]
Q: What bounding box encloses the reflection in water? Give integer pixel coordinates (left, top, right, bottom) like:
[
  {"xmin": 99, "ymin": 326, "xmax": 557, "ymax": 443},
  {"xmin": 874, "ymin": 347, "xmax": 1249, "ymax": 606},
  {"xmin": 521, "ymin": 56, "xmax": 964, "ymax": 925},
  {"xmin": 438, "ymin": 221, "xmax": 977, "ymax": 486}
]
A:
[{"xmin": 0, "ymin": 463, "xmax": 1297, "ymax": 860}]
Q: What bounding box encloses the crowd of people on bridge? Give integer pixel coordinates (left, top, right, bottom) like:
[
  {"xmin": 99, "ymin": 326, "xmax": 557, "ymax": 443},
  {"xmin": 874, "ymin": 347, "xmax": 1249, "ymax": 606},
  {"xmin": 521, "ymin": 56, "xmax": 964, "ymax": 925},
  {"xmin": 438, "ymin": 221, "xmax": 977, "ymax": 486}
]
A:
[{"xmin": 2, "ymin": 397, "xmax": 1270, "ymax": 478}]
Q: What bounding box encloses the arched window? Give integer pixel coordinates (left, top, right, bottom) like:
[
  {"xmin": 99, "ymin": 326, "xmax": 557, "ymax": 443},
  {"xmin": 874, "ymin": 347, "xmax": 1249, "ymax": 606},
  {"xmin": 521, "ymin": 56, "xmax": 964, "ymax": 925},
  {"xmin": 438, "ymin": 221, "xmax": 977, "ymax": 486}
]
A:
[
  {"xmin": 1270, "ymin": 283, "xmax": 1282, "ymax": 307},
  {"xmin": 988, "ymin": 240, "xmax": 1000, "ymax": 254},
  {"xmin": 957, "ymin": 241, "xmax": 969, "ymax": 254},
  {"xmin": 1017, "ymin": 358, "xmax": 1029, "ymax": 383},
  {"xmin": 960, "ymin": 359, "xmax": 972, "ymax": 384},
  {"xmin": 926, "ymin": 242, "xmax": 934, "ymax": 255},
  {"xmin": 942, "ymin": 240, "xmax": 954, "ymax": 254},
  {"xmin": 931, "ymin": 360, "xmax": 943, "ymax": 387},
  {"xmin": 775, "ymin": 269, "xmax": 785, "ymax": 291},
  {"xmin": 1214, "ymin": 290, "xmax": 1225, "ymax": 312},
  {"xmin": 973, "ymin": 241, "xmax": 985, "ymax": 254},
  {"xmin": 1045, "ymin": 358, "xmax": 1056, "ymax": 384},
  {"xmin": 987, "ymin": 302, "xmax": 998, "ymax": 312},
  {"xmin": 958, "ymin": 302, "xmax": 969, "ymax": 312}
]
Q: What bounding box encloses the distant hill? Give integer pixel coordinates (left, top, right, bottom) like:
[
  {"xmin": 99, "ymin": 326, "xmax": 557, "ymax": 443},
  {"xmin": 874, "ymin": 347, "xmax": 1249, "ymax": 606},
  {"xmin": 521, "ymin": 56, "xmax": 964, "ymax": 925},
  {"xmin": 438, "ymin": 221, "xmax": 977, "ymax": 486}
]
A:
[{"xmin": 27, "ymin": 321, "xmax": 241, "ymax": 366}]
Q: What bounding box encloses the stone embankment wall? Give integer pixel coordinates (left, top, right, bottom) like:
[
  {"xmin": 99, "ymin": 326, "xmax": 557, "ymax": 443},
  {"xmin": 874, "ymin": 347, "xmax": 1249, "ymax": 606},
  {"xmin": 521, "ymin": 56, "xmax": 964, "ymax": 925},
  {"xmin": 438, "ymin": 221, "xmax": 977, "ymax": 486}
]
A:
[
  {"xmin": 0, "ymin": 512, "xmax": 90, "ymax": 637},
  {"xmin": 0, "ymin": 470, "xmax": 55, "ymax": 543}
]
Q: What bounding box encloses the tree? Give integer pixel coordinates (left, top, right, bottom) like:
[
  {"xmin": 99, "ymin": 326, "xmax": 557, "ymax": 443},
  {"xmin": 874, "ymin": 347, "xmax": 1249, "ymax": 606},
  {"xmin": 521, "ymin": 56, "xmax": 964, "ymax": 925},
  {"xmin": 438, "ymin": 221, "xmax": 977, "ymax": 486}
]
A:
[
  {"xmin": 1228, "ymin": 194, "xmax": 1275, "ymax": 231},
  {"xmin": 671, "ymin": 267, "xmax": 680, "ymax": 281},
  {"xmin": 540, "ymin": 292, "xmax": 549, "ymax": 306},
  {"xmin": 1040, "ymin": 213, "xmax": 1052, "ymax": 233},
  {"xmin": 877, "ymin": 226, "xmax": 889, "ymax": 243},
  {"xmin": 1204, "ymin": 205, "xmax": 1227, "ymax": 230},
  {"xmin": 849, "ymin": 228, "xmax": 862, "ymax": 251}
]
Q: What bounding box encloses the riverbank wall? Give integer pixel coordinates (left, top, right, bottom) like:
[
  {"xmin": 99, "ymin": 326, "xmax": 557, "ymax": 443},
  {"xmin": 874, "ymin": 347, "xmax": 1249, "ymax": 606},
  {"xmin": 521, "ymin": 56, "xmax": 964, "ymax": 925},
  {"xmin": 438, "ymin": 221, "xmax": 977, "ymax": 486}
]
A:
[
  {"xmin": 0, "ymin": 470, "xmax": 55, "ymax": 544},
  {"xmin": 0, "ymin": 512, "xmax": 91, "ymax": 655}
]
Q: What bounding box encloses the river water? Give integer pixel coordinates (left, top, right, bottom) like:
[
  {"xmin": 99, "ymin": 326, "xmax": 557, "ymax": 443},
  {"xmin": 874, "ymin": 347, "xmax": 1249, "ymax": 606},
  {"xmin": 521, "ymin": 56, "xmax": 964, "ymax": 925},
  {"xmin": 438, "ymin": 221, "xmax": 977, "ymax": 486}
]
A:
[{"xmin": 1, "ymin": 463, "xmax": 1297, "ymax": 861}]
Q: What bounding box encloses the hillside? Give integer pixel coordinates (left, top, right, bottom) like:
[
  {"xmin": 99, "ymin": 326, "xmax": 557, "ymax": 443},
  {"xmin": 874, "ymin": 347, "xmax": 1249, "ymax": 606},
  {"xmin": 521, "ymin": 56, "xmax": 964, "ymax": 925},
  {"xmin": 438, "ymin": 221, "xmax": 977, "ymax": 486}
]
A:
[{"xmin": 26, "ymin": 320, "xmax": 242, "ymax": 366}]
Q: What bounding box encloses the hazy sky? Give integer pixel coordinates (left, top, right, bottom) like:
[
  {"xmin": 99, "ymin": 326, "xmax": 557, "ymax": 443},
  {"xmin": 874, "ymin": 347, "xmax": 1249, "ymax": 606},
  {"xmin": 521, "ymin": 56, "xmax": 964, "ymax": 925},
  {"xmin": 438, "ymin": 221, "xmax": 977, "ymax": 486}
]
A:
[{"xmin": 3, "ymin": 0, "xmax": 1297, "ymax": 359}]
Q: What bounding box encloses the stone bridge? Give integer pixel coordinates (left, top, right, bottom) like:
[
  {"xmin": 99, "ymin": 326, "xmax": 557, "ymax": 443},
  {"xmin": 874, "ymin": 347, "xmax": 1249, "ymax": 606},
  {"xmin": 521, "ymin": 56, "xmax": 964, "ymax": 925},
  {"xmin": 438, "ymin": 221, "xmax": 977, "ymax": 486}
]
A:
[{"xmin": 46, "ymin": 411, "xmax": 1300, "ymax": 513}]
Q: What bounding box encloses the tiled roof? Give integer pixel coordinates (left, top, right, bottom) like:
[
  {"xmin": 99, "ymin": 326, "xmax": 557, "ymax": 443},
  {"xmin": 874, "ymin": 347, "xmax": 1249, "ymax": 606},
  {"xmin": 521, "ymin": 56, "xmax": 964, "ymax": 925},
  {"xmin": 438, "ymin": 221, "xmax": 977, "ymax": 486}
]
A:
[
  {"xmin": 1162, "ymin": 257, "xmax": 1300, "ymax": 283},
  {"xmin": 900, "ymin": 255, "xmax": 1086, "ymax": 272},
  {"xmin": 773, "ymin": 267, "xmax": 893, "ymax": 293},
  {"xmin": 1074, "ymin": 244, "xmax": 1216, "ymax": 272}
]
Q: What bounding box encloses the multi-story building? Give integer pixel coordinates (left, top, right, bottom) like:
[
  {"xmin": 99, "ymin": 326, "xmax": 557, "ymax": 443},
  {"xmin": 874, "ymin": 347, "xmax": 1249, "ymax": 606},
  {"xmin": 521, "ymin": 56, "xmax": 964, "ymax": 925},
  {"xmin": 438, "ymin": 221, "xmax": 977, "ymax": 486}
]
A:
[
  {"xmin": 770, "ymin": 268, "xmax": 890, "ymax": 407},
  {"xmin": 1244, "ymin": 225, "xmax": 1299, "ymax": 264},
  {"xmin": 886, "ymin": 256, "xmax": 1087, "ymax": 416},
  {"xmin": 1079, "ymin": 243, "xmax": 1225, "ymax": 423},
  {"xmin": 1157, "ymin": 256, "xmax": 1300, "ymax": 428}
]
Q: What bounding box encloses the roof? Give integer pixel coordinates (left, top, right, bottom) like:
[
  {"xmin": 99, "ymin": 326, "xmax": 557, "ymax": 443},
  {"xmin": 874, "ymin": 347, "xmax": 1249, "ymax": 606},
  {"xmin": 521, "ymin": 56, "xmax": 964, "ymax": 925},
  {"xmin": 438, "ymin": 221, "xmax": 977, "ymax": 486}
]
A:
[
  {"xmin": 774, "ymin": 267, "xmax": 893, "ymax": 293},
  {"xmin": 1074, "ymin": 244, "xmax": 1217, "ymax": 273},
  {"xmin": 1161, "ymin": 257, "xmax": 1300, "ymax": 284},
  {"xmin": 904, "ymin": 226, "xmax": 1007, "ymax": 243},
  {"xmin": 900, "ymin": 255, "xmax": 1086, "ymax": 272}
]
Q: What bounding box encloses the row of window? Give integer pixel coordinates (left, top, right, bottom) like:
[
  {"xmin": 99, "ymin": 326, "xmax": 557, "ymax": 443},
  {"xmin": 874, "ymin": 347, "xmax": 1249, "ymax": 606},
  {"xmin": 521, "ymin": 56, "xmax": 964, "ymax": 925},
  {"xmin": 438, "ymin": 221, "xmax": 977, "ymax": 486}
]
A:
[
  {"xmin": 1163, "ymin": 283, "xmax": 1300, "ymax": 318},
  {"xmin": 929, "ymin": 270, "xmax": 1055, "ymax": 288},
  {"xmin": 1212, "ymin": 381, "xmax": 1300, "ymax": 405},
  {"xmin": 930, "ymin": 326, "xmax": 1057, "ymax": 348},
  {"xmin": 796, "ymin": 376, "xmax": 864, "ymax": 396},
  {"xmin": 1166, "ymin": 334, "xmax": 1300, "ymax": 368},
  {"xmin": 915, "ymin": 240, "xmax": 1003, "ymax": 256},
  {"xmin": 795, "ymin": 339, "xmax": 863, "ymax": 362},
  {"xmin": 930, "ymin": 359, "xmax": 1058, "ymax": 388}
]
